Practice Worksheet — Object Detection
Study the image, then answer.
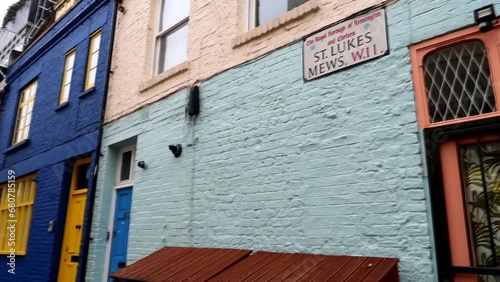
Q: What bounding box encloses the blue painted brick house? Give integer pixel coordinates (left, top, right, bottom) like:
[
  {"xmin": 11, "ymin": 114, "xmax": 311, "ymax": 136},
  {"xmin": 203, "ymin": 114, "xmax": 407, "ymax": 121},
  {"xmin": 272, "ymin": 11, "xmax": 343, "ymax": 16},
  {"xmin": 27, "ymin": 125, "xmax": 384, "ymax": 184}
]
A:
[{"xmin": 0, "ymin": 0, "xmax": 115, "ymax": 281}]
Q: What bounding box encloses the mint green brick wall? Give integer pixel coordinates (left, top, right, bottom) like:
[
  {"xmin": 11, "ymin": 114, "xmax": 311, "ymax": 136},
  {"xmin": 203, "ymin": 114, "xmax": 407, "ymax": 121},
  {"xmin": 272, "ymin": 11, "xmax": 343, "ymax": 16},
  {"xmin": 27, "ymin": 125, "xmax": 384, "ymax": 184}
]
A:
[
  {"xmin": 87, "ymin": 1, "xmax": 500, "ymax": 281},
  {"xmin": 87, "ymin": 3, "xmax": 432, "ymax": 281}
]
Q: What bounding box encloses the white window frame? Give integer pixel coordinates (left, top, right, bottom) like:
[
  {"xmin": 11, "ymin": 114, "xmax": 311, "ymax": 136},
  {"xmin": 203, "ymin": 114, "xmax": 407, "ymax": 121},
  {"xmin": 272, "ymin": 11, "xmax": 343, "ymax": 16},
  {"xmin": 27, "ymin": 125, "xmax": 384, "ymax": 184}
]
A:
[
  {"xmin": 153, "ymin": 0, "xmax": 190, "ymax": 75},
  {"xmin": 245, "ymin": 0, "xmax": 257, "ymax": 31},
  {"xmin": 115, "ymin": 144, "xmax": 136, "ymax": 188},
  {"xmin": 245, "ymin": 0, "xmax": 310, "ymax": 30}
]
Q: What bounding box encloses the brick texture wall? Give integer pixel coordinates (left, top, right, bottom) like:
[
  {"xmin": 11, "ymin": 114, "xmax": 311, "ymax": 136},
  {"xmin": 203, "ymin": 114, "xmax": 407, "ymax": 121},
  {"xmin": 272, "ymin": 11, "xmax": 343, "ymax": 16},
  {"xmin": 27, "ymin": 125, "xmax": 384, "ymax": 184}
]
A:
[
  {"xmin": 0, "ymin": 1, "xmax": 113, "ymax": 281},
  {"xmin": 88, "ymin": 2, "xmax": 436, "ymax": 281},
  {"xmin": 105, "ymin": 0, "xmax": 387, "ymax": 122},
  {"xmin": 89, "ymin": 44, "xmax": 433, "ymax": 281},
  {"xmin": 88, "ymin": 0, "xmax": 500, "ymax": 281}
]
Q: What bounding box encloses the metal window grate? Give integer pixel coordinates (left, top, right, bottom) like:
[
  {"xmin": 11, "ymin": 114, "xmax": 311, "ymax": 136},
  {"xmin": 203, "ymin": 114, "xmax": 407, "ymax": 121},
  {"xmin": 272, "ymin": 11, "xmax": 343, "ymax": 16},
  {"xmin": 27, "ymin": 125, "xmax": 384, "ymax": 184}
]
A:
[{"xmin": 424, "ymin": 41, "xmax": 495, "ymax": 123}]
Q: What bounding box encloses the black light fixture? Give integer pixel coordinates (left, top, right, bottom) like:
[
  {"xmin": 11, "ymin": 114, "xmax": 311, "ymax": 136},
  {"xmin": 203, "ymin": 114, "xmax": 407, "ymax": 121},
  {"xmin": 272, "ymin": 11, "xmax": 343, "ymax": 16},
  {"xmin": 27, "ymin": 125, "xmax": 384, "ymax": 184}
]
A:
[
  {"xmin": 115, "ymin": 0, "xmax": 125, "ymax": 13},
  {"xmin": 187, "ymin": 86, "xmax": 200, "ymax": 116},
  {"xmin": 474, "ymin": 5, "xmax": 496, "ymax": 32},
  {"xmin": 137, "ymin": 161, "xmax": 146, "ymax": 169},
  {"xmin": 169, "ymin": 144, "xmax": 182, "ymax": 158}
]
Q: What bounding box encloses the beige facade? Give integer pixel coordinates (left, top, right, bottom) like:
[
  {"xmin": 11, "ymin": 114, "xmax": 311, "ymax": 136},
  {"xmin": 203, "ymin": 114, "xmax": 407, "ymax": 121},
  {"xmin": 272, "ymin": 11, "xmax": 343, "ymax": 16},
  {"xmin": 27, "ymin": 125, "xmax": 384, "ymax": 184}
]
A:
[{"xmin": 106, "ymin": 0, "xmax": 386, "ymax": 122}]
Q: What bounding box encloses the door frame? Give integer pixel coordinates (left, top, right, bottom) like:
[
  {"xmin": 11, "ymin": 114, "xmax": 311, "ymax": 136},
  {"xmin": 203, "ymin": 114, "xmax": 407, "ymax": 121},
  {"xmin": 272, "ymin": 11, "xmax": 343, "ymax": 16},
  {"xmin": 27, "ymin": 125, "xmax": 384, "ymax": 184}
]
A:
[
  {"xmin": 424, "ymin": 116, "xmax": 500, "ymax": 281},
  {"xmin": 102, "ymin": 144, "xmax": 135, "ymax": 282},
  {"xmin": 57, "ymin": 157, "xmax": 91, "ymax": 282}
]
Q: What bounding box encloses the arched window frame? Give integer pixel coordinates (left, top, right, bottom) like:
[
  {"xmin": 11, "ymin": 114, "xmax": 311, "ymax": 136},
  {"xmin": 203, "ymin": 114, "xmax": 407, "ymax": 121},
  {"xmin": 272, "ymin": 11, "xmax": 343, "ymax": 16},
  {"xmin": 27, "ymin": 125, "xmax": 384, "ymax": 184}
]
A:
[{"xmin": 410, "ymin": 24, "xmax": 500, "ymax": 129}]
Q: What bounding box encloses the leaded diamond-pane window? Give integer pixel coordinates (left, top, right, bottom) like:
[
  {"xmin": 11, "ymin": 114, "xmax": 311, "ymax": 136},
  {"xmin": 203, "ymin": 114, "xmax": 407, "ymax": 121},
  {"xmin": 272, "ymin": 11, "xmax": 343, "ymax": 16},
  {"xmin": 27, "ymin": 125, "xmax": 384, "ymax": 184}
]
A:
[{"xmin": 424, "ymin": 41, "xmax": 495, "ymax": 123}]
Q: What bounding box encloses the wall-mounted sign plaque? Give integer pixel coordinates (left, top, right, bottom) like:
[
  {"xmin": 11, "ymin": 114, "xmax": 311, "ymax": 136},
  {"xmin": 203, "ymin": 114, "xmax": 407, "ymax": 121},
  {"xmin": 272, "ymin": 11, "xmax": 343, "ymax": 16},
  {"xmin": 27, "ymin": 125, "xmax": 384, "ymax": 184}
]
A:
[{"xmin": 303, "ymin": 8, "xmax": 388, "ymax": 81}]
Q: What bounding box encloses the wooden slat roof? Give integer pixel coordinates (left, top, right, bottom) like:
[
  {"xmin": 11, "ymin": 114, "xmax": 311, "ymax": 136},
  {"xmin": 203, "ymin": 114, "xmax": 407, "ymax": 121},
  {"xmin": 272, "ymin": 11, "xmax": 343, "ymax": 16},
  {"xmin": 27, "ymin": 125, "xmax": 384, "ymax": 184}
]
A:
[{"xmin": 110, "ymin": 247, "xmax": 399, "ymax": 282}]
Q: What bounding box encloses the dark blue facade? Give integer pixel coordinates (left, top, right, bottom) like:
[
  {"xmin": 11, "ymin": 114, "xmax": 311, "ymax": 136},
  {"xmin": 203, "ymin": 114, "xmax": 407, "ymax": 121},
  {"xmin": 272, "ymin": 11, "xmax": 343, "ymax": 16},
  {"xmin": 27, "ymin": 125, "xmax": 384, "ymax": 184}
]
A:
[{"xmin": 0, "ymin": 0, "xmax": 114, "ymax": 281}]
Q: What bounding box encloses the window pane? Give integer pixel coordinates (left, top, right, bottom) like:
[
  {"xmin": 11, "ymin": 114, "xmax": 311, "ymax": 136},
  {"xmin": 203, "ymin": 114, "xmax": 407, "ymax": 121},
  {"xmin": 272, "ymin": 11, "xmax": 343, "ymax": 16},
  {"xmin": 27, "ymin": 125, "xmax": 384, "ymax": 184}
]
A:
[
  {"xmin": 287, "ymin": 0, "xmax": 308, "ymax": 9},
  {"xmin": 24, "ymin": 112, "xmax": 32, "ymax": 130},
  {"xmin": 88, "ymin": 68, "xmax": 96, "ymax": 87},
  {"xmin": 86, "ymin": 31, "xmax": 101, "ymax": 90},
  {"xmin": 256, "ymin": 0, "xmax": 308, "ymax": 26},
  {"xmin": 23, "ymin": 122, "xmax": 30, "ymax": 133},
  {"xmin": 27, "ymin": 83, "xmax": 36, "ymax": 99},
  {"xmin": 160, "ymin": 0, "xmax": 190, "ymax": 31},
  {"xmin": 0, "ymin": 175, "xmax": 36, "ymax": 254},
  {"xmin": 120, "ymin": 151, "xmax": 132, "ymax": 181},
  {"xmin": 18, "ymin": 114, "xmax": 26, "ymax": 130},
  {"xmin": 62, "ymin": 85, "xmax": 70, "ymax": 102},
  {"xmin": 16, "ymin": 181, "xmax": 24, "ymax": 201},
  {"xmin": 158, "ymin": 37, "xmax": 166, "ymax": 73},
  {"xmin": 424, "ymin": 41, "xmax": 494, "ymax": 123},
  {"xmin": 22, "ymin": 125, "xmax": 29, "ymax": 140},
  {"xmin": 67, "ymin": 53, "xmax": 75, "ymax": 69},
  {"xmin": 14, "ymin": 129, "xmax": 21, "ymax": 143},
  {"xmin": 91, "ymin": 52, "xmax": 99, "ymax": 69},
  {"xmin": 14, "ymin": 130, "xmax": 22, "ymax": 144},
  {"xmin": 11, "ymin": 81, "xmax": 35, "ymax": 145},
  {"xmin": 76, "ymin": 163, "xmax": 90, "ymax": 190},
  {"xmin": 20, "ymin": 90, "xmax": 27, "ymax": 103},
  {"xmin": 478, "ymin": 275, "xmax": 500, "ymax": 282},
  {"xmin": 20, "ymin": 105, "xmax": 28, "ymax": 118},
  {"xmin": 28, "ymin": 86, "xmax": 35, "ymax": 99},
  {"xmin": 24, "ymin": 182, "xmax": 31, "ymax": 202},
  {"xmin": 158, "ymin": 24, "xmax": 188, "ymax": 73},
  {"xmin": 31, "ymin": 82, "xmax": 37, "ymax": 97},
  {"xmin": 66, "ymin": 69, "xmax": 73, "ymax": 84},
  {"xmin": 27, "ymin": 100, "xmax": 34, "ymax": 112},
  {"xmin": 23, "ymin": 88, "xmax": 30, "ymax": 101},
  {"xmin": 461, "ymin": 142, "xmax": 500, "ymax": 268},
  {"xmin": 15, "ymin": 130, "xmax": 24, "ymax": 143},
  {"xmin": 92, "ymin": 34, "xmax": 101, "ymax": 52}
]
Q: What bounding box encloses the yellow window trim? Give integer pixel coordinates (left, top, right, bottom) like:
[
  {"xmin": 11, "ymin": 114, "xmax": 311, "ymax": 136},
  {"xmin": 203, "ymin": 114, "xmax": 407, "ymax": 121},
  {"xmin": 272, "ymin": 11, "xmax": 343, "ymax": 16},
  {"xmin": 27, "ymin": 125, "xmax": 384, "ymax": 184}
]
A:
[
  {"xmin": 12, "ymin": 81, "xmax": 37, "ymax": 145},
  {"xmin": 17, "ymin": 96, "xmax": 34, "ymax": 108},
  {"xmin": 59, "ymin": 49, "xmax": 76, "ymax": 104},
  {"xmin": 0, "ymin": 173, "xmax": 37, "ymax": 255},
  {"xmin": 54, "ymin": 0, "xmax": 77, "ymax": 21},
  {"xmin": 0, "ymin": 251, "xmax": 26, "ymax": 255},
  {"xmin": 73, "ymin": 157, "xmax": 91, "ymax": 168},
  {"xmin": 84, "ymin": 30, "xmax": 102, "ymax": 90}
]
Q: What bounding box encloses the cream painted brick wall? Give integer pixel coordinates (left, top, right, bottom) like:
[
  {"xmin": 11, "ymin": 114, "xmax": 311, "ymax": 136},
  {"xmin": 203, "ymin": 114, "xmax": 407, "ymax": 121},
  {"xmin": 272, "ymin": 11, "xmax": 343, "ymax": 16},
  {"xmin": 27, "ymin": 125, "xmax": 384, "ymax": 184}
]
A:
[{"xmin": 105, "ymin": 0, "xmax": 386, "ymax": 122}]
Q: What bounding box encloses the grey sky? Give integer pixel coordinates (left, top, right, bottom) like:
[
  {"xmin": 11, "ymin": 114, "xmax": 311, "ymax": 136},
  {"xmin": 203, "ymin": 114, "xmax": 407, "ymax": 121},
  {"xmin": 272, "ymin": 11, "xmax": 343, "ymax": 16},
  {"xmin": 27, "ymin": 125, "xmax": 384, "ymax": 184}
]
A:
[{"xmin": 0, "ymin": 0, "xmax": 19, "ymax": 26}]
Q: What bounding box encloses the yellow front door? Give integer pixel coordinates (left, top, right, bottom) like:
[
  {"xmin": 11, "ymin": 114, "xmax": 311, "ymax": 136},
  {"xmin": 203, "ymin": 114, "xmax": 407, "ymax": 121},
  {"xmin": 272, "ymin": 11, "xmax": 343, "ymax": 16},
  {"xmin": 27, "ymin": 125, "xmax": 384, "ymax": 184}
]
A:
[{"xmin": 57, "ymin": 158, "xmax": 90, "ymax": 282}]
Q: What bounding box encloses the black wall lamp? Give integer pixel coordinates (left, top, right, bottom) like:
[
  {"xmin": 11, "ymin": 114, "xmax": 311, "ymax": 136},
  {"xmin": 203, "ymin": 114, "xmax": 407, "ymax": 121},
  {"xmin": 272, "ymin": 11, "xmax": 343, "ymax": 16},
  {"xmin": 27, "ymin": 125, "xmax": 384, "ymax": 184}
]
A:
[
  {"xmin": 137, "ymin": 161, "xmax": 146, "ymax": 169},
  {"xmin": 474, "ymin": 5, "xmax": 496, "ymax": 32},
  {"xmin": 169, "ymin": 144, "xmax": 182, "ymax": 158},
  {"xmin": 187, "ymin": 86, "xmax": 200, "ymax": 116}
]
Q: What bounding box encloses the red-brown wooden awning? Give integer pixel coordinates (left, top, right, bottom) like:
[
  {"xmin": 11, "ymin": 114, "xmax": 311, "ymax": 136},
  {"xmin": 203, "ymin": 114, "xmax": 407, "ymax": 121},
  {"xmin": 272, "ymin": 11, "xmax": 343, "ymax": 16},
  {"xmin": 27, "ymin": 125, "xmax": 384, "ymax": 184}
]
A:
[{"xmin": 110, "ymin": 247, "xmax": 399, "ymax": 282}]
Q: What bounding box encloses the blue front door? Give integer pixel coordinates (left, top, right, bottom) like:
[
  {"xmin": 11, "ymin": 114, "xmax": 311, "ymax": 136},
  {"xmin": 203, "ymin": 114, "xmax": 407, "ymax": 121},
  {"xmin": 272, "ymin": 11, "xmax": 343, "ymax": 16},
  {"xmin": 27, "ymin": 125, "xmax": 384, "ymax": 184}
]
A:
[{"xmin": 108, "ymin": 187, "xmax": 132, "ymax": 279}]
